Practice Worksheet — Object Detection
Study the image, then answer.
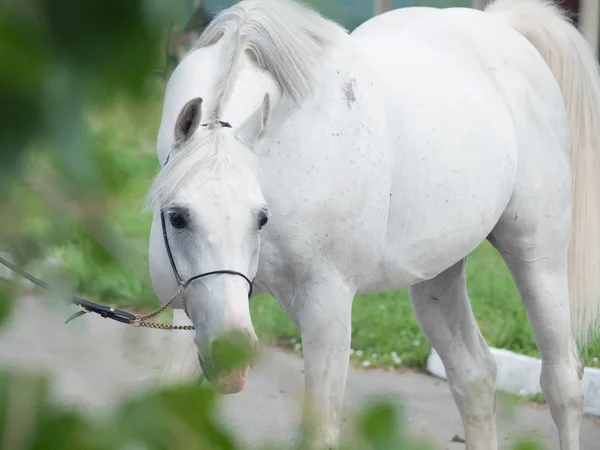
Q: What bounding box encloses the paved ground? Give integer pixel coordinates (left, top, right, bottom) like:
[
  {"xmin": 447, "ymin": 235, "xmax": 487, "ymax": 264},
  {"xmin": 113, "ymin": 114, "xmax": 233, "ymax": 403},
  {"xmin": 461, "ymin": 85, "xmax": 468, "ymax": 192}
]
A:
[{"xmin": 1, "ymin": 297, "xmax": 599, "ymax": 449}]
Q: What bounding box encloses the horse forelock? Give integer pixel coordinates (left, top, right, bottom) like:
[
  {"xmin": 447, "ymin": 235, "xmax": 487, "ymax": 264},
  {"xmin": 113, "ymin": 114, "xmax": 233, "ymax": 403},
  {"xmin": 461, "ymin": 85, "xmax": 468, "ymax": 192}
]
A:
[{"xmin": 144, "ymin": 129, "xmax": 261, "ymax": 212}]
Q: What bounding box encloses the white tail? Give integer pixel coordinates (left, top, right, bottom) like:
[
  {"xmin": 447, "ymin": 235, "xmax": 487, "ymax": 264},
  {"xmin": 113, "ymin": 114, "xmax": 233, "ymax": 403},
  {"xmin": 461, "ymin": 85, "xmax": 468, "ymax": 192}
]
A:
[{"xmin": 486, "ymin": 0, "xmax": 600, "ymax": 344}]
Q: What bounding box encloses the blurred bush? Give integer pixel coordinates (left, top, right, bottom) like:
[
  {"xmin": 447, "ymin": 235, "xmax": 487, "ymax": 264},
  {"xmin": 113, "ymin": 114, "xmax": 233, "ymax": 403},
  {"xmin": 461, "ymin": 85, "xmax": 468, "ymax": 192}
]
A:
[{"xmin": 0, "ymin": 0, "xmax": 181, "ymax": 312}]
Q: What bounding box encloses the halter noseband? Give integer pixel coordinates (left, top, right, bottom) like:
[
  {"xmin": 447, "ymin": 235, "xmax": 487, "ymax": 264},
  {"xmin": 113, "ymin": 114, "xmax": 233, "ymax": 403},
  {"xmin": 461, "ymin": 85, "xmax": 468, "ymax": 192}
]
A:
[{"xmin": 161, "ymin": 119, "xmax": 254, "ymax": 314}]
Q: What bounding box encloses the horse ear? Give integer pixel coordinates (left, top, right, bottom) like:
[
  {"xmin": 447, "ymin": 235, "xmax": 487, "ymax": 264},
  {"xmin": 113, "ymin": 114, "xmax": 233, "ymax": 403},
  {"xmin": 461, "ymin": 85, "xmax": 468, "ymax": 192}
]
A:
[
  {"xmin": 235, "ymin": 93, "xmax": 271, "ymax": 149},
  {"xmin": 175, "ymin": 98, "xmax": 203, "ymax": 143}
]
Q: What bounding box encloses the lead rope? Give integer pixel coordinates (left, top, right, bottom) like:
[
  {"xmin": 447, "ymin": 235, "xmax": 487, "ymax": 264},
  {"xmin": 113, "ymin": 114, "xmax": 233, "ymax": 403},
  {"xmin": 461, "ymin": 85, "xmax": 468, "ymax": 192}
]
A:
[
  {"xmin": 131, "ymin": 287, "xmax": 194, "ymax": 331},
  {"xmin": 0, "ymin": 253, "xmax": 194, "ymax": 331}
]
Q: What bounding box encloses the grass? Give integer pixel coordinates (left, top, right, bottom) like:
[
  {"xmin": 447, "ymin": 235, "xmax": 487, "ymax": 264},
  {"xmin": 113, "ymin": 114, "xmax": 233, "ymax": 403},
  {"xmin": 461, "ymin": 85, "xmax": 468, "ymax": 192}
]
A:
[{"xmin": 12, "ymin": 86, "xmax": 600, "ymax": 374}]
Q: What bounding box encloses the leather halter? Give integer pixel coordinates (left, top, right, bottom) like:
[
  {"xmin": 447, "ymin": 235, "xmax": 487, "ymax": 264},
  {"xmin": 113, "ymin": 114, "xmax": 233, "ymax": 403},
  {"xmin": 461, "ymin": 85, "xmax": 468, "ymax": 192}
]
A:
[{"xmin": 159, "ymin": 211, "xmax": 254, "ymax": 297}]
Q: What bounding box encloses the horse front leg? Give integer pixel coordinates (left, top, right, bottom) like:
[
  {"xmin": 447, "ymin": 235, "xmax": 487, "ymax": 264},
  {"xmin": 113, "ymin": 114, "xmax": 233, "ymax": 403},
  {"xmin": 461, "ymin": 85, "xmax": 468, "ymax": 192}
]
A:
[{"xmin": 280, "ymin": 273, "xmax": 354, "ymax": 449}]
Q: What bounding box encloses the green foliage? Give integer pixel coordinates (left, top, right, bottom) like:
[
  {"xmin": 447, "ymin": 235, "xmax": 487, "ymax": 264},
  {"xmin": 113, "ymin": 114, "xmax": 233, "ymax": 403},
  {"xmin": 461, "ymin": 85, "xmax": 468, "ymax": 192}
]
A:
[
  {"xmin": 212, "ymin": 332, "xmax": 256, "ymax": 373},
  {"xmin": 0, "ymin": 285, "xmax": 14, "ymax": 328},
  {"xmin": 354, "ymin": 401, "xmax": 430, "ymax": 450},
  {"xmin": 111, "ymin": 384, "xmax": 238, "ymax": 450},
  {"xmin": 0, "ymin": 0, "xmax": 177, "ymax": 176},
  {"xmin": 0, "ymin": 0, "xmax": 180, "ymax": 298},
  {"xmin": 0, "ymin": 14, "xmax": 45, "ymax": 169},
  {"xmin": 511, "ymin": 440, "xmax": 546, "ymax": 450},
  {"xmin": 0, "ymin": 371, "xmax": 98, "ymax": 450},
  {"xmin": 39, "ymin": 0, "xmax": 156, "ymax": 95}
]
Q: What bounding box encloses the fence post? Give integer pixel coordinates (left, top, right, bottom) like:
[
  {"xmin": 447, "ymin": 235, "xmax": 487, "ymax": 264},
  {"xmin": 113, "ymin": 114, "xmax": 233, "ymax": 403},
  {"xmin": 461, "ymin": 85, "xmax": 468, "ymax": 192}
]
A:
[
  {"xmin": 580, "ymin": 0, "xmax": 600, "ymax": 59},
  {"xmin": 374, "ymin": 0, "xmax": 393, "ymax": 16},
  {"xmin": 472, "ymin": 0, "xmax": 488, "ymax": 10}
]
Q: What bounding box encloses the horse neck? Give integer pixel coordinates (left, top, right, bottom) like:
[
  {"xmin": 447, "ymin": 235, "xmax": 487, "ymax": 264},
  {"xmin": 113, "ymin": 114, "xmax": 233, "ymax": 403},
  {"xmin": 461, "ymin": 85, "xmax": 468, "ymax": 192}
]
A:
[{"xmin": 224, "ymin": 32, "xmax": 356, "ymax": 131}]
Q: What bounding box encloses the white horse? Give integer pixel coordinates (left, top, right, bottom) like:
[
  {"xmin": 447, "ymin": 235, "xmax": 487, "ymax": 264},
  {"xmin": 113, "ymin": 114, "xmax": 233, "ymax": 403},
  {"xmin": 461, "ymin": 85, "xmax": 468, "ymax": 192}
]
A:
[{"xmin": 146, "ymin": 0, "xmax": 600, "ymax": 448}]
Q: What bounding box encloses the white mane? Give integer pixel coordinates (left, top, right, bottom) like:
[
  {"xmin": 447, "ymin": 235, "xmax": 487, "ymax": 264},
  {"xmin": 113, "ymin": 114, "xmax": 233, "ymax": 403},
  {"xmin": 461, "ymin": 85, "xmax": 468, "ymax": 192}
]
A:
[
  {"xmin": 195, "ymin": 0, "xmax": 346, "ymax": 115},
  {"xmin": 146, "ymin": 0, "xmax": 345, "ymax": 211}
]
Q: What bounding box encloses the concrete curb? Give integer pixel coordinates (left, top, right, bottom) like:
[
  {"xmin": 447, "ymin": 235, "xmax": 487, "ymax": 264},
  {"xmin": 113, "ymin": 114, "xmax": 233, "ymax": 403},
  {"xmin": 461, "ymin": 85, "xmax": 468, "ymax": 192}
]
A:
[{"xmin": 427, "ymin": 347, "xmax": 600, "ymax": 417}]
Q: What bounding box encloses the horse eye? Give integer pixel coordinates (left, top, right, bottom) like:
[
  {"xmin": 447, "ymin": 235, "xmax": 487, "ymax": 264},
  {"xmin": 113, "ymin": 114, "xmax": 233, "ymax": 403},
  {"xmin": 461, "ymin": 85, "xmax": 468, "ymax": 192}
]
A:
[
  {"xmin": 258, "ymin": 211, "xmax": 269, "ymax": 230},
  {"xmin": 169, "ymin": 210, "xmax": 188, "ymax": 229}
]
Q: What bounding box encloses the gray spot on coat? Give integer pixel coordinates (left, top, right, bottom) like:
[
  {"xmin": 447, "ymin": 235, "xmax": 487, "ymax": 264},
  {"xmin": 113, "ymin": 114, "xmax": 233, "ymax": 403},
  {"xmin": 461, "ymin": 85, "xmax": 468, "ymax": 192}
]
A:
[{"xmin": 343, "ymin": 79, "xmax": 357, "ymax": 108}]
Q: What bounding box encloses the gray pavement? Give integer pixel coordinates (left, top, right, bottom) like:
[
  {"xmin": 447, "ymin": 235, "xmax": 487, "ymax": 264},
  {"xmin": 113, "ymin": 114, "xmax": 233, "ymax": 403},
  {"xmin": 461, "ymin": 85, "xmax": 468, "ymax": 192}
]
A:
[
  {"xmin": 1, "ymin": 297, "xmax": 599, "ymax": 449},
  {"xmin": 218, "ymin": 348, "xmax": 600, "ymax": 450}
]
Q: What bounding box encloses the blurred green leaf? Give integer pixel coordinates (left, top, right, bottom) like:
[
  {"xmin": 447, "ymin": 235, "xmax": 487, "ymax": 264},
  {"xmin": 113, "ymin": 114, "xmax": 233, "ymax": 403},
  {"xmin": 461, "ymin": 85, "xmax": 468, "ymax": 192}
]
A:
[
  {"xmin": 0, "ymin": 370, "xmax": 103, "ymax": 450},
  {"xmin": 356, "ymin": 399, "xmax": 432, "ymax": 450},
  {"xmin": 211, "ymin": 330, "xmax": 257, "ymax": 378},
  {"xmin": 0, "ymin": 12, "xmax": 47, "ymax": 169},
  {"xmin": 0, "ymin": 284, "xmax": 13, "ymax": 327},
  {"xmin": 113, "ymin": 383, "xmax": 237, "ymax": 450},
  {"xmin": 358, "ymin": 401, "xmax": 401, "ymax": 450},
  {"xmin": 511, "ymin": 439, "xmax": 546, "ymax": 450},
  {"xmin": 38, "ymin": 0, "xmax": 158, "ymax": 96}
]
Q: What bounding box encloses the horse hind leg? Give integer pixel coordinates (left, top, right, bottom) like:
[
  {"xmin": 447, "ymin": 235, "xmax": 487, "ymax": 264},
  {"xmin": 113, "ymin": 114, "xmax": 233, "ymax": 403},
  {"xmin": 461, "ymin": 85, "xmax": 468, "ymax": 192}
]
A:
[
  {"xmin": 489, "ymin": 201, "xmax": 584, "ymax": 450},
  {"xmin": 409, "ymin": 258, "xmax": 498, "ymax": 450}
]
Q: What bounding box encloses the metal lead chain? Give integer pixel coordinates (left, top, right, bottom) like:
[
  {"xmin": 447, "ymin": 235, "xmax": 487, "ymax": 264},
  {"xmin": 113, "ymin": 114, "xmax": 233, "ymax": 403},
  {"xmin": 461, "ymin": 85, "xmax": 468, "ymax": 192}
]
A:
[{"xmin": 131, "ymin": 287, "xmax": 195, "ymax": 331}]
